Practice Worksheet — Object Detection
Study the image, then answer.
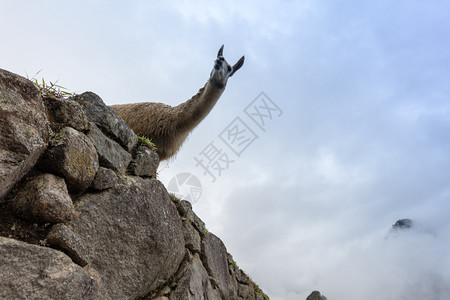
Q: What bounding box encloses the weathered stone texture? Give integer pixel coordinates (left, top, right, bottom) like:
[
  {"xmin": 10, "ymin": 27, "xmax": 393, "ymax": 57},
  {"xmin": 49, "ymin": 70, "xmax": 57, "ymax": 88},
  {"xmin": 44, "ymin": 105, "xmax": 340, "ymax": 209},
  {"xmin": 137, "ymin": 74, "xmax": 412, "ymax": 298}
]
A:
[
  {"xmin": 202, "ymin": 233, "xmax": 238, "ymax": 299},
  {"xmin": 10, "ymin": 173, "xmax": 74, "ymax": 224},
  {"xmin": 0, "ymin": 237, "xmax": 109, "ymax": 300},
  {"xmin": 91, "ymin": 166, "xmax": 118, "ymax": 190},
  {"xmin": 182, "ymin": 219, "xmax": 202, "ymax": 253},
  {"xmin": 44, "ymin": 96, "xmax": 89, "ymax": 132},
  {"xmin": 129, "ymin": 144, "xmax": 159, "ymax": 177},
  {"xmin": 171, "ymin": 253, "xmax": 221, "ymax": 300},
  {"xmin": 39, "ymin": 126, "xmax": 99, "ymax": 193},
  {"xmin": 0, "ymin": 68, "xmax": 49, "ymax": 201},
  {"xmin": 0, "ymin": 69, "xmax": 268, "ymax": 300},
  {"xmin": 88, "ymin": 123, "xmax": 132, "ymax": 174},
  {"xmin": 177, "ymin": 200, "xmax": 208, "ymax": 237},
  {"xmin": 46, "ymin": 223, "xmax": 88, "ymax": 267},
  {"xmin": 73, "ymin": 92, "xmax": 137, "ymax": 152},
  {"xmin": 70, "ymin": 177, "xmax": 185, "ymax": 299}
]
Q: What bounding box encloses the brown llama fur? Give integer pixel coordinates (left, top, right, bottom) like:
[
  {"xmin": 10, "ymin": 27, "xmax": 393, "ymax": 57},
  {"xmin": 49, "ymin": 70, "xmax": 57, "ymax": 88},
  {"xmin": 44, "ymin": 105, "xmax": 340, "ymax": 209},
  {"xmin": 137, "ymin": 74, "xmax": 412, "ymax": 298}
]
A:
[{"xmin": 111, "ymin": 45, "xmax": 244, "ymax": 161}]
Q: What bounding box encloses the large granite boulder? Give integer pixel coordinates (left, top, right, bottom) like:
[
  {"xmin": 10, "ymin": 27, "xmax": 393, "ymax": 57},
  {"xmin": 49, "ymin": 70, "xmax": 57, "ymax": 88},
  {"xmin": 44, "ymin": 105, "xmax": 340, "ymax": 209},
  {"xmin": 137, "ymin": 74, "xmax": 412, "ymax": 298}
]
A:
[
  {"xmin": 128, "ymin": 144, "xmax": 159, "ymax": 177},
  {"xmin": 0, "ymin": 237, "xmax": 109, "ymax": 300},
  {"xmin": 171, "ymin": 253, "xmax": 221, "ymax": 300},
  {"xmin": 44, "ymin": 96, "xmax": 89, "ymax": 132},
  {"xmin": 0, "ymin": 69, "xmax": 268, "ymax": 300},
  {"xmin": 73, "ymin": 92, "xmax": 137, "ymax": 152},
  {"xmin": 90, "ymin": 166, "xmax": 118, "ymax": 190},
  {"xmin": 51, "ymin": 176, "xmax": 186, "ymax": 299},
  {"xmin": 87, "ymin": 123, "xmax": 132, "ymax": 174},
  {"xmin": 0, "ymin": 68, "xmax": 49, "ymax": 200},
  {"xmin": 201, "ymin": 233, "xmax": 238, "ymax": 299},
  {"xmin": 10, "ymin": 172, "xmax": 75, "ymax": 224},
  {"xmin": 39, "ymin": 126, "xmax": 99, "ymax": 193}
]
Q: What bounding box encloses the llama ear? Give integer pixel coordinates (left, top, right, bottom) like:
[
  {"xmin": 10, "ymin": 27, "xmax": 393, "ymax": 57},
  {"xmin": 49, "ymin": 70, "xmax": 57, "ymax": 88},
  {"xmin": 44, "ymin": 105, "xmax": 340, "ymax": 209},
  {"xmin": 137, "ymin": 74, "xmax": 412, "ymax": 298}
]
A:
[
  {"xmin": 230, "ymin": 56, "xmax": 245, "ymax": 76},
  {"xmin": 217, "ymin": 45, "xmax": 224, "ymax": 57}
]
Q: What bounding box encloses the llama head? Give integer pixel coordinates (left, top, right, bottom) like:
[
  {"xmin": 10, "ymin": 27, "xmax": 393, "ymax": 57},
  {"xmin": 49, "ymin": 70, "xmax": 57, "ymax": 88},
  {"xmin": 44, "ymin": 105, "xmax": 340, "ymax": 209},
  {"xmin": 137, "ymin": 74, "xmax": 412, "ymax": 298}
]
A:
[{"xmin": 210, "ymin": 45, "xmax": 245, "ymax": 89}]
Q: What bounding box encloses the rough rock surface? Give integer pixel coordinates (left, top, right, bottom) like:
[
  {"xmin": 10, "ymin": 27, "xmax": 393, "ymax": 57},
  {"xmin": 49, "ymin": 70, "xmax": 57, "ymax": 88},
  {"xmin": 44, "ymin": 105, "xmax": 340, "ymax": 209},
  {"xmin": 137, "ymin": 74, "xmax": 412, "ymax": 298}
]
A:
[
  {"xmin": 88, "ymin": 123, "xmax": 131, "ymax": 174},
  {"xmin": 0, "ymin": 69, "xmax": 268, "ymax": 300},
  {"xmin": 68, "ymin": 177, "xmax": 186, "ymax": 299},
  {"xmin": 39, "ymin": 126, "xmax": 99, "ymax": 193},
  {"xmin": 44, "ymin": 96, "xmax": 89, "ymax": 132},
  {"xmin": 90, "ymin": 166, "xmax": 118, "ymax": 190},
  {"xmin": 306, "ymin": 290, "xmax": 327, "ymax": 300},
  {"xmin": 10, "ymin": 173, "xmax": 74, "ymax": 224},
  {"xmin": 129, "ymin": 144, "xmax": 159, "ymax": 177},
  {"xmin": 170, "ymin": 253, "xmax": 222, "ymax": 300},
  {"xmin": 0, "ymin": 68, "xmax": 49, "ymax": 201},
  {"xmin": 177, "ymin": 200, "xmax": 208, "ymax": 237},
  {"xmin": 182, "ymin": 219, "xmax": 202, "ymax": 253},
  {"xmin": 202, "ymin": 233, "xmax": 237, "ymax": 299},
  {"xmin": 0, "ymin": 237, "xmax": 109, "ymax": 300},
  {"xmin": 73, "ymin": 92, "xmax": 137, "ymax": 152},
  {"xmin": 47, "ymin": 223, "xmax": 88, "ymax": 267}
]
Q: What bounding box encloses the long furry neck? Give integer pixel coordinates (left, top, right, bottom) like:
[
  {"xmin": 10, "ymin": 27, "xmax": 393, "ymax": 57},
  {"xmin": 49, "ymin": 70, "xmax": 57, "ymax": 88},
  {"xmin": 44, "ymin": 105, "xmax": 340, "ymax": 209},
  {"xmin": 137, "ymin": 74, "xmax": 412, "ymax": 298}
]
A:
[{"xmin": 174, "ymin": 79, "xmax": 225, "ymax": 133}]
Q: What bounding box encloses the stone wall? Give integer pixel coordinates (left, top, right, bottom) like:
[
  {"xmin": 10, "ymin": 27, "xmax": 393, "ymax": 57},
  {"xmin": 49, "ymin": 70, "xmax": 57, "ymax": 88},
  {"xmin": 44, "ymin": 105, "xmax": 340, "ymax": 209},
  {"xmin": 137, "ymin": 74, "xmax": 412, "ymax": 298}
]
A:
[{"xmin": 0, "ymin": 68, "xmax": 268, "ymax": 300}]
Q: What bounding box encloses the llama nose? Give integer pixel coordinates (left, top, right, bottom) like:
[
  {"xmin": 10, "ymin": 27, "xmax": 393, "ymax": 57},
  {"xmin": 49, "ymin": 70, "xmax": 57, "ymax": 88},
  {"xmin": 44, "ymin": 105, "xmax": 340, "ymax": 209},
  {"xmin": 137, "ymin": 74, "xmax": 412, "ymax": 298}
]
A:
[{"xmin": 214, "ymin": 59, "xmax": 223, "ymax": 70}]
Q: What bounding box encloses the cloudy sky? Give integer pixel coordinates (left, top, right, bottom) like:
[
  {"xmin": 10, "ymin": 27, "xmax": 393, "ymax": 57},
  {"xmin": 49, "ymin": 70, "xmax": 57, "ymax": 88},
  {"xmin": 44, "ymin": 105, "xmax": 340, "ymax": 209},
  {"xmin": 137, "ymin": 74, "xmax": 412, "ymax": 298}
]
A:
[{"xmin": 2, "ymin": 1, "xmax": 450, "ymax": 299}]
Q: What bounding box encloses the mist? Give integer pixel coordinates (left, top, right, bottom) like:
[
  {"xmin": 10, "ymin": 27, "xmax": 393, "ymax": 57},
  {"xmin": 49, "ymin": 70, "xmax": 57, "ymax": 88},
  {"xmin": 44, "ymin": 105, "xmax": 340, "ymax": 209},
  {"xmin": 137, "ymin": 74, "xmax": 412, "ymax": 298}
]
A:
[{"xmin": 2, "ymin": 1, "xmax": 450, "ymax": 299}]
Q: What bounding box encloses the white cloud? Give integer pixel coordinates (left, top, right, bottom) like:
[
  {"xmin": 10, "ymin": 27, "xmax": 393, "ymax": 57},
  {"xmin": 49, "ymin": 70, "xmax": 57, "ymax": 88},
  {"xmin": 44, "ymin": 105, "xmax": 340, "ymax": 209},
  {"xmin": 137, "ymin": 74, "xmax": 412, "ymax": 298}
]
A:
[{"xmin": 2, "ymin": 1, "xmax": 450, "ymax": 299}]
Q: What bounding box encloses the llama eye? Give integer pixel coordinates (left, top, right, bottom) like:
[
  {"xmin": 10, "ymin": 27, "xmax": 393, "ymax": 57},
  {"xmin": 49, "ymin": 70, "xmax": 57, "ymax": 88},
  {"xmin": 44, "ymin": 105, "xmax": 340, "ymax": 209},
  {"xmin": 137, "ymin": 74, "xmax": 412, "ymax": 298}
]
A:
[{"xmin": 227, "ymin": 66, "xmax": 232, "ymax": 72}]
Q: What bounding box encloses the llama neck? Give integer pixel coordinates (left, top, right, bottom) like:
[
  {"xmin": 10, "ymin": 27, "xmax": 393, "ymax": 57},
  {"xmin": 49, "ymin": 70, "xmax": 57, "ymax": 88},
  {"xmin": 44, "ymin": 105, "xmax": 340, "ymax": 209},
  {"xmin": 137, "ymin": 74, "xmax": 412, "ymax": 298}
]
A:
[{"xmin": 175, "ymin": 80, "xmax": 225, "ymax": 133}]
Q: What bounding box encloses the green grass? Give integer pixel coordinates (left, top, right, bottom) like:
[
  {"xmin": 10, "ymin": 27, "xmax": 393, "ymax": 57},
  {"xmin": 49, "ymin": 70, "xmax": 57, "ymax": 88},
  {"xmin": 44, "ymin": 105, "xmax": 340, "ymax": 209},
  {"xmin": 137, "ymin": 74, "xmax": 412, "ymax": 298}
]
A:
[
  {"xmin": 34, "ymin": 78, "xmax": 73, "ymax": 98},
  {"xmin": 169, "ymin": 193, "xmax": 180, "ymax": 201},
  {"xmin": 240, "ymin": 270, "xmax": 270, "ymax": 300},
  {"xmin": 138, "ymin": 136, "xmax": 157, "ymax": 151},
  {"xmin": 28, "ymin": 70, "xmax": 73, "ymax": 98}
]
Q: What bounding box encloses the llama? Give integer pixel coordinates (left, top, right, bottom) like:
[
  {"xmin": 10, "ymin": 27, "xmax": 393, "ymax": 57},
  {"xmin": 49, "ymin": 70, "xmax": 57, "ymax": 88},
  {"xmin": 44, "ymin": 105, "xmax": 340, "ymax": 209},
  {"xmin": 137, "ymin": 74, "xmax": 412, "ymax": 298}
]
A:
[{"xmin": 111, "ymin": 45, "xmax": 244, "ymax": 161}]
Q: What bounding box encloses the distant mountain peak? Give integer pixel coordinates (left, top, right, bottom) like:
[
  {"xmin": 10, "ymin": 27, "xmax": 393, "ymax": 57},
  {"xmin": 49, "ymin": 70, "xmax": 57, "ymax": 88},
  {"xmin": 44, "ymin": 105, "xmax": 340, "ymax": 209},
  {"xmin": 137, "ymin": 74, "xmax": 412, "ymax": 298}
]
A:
[{"xmin": 392, "ymin": 219, "xmax": 413, "ymax": 230}]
